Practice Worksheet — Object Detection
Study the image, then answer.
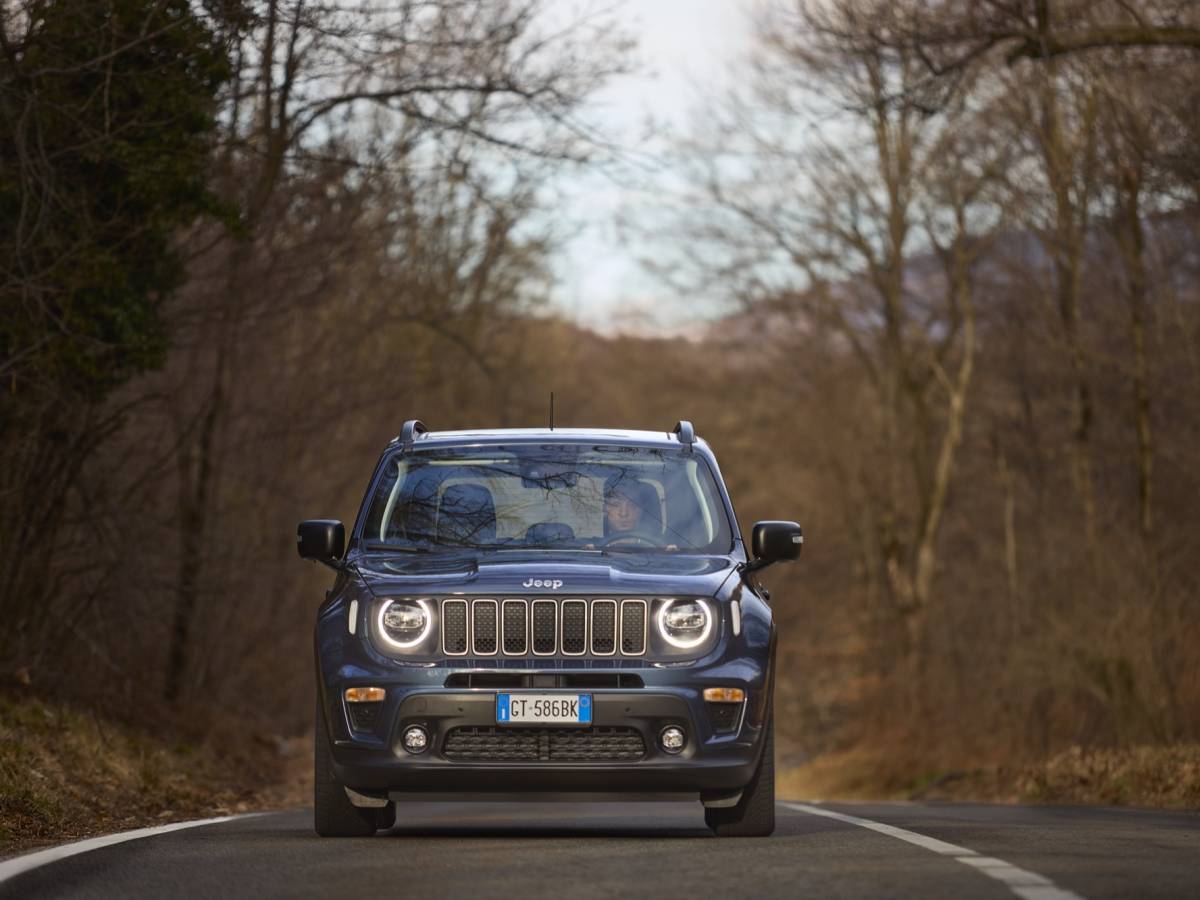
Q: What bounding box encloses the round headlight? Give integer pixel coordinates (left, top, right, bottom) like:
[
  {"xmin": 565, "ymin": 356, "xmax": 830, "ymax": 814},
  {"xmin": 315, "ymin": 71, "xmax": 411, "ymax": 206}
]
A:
[
  {"xmin": 657, "ymin": 599, "xmax": 713, "ymax": 649},
  {"xmin": 377, "ymin": 599, "xmax": 431, "ymax": 649}
]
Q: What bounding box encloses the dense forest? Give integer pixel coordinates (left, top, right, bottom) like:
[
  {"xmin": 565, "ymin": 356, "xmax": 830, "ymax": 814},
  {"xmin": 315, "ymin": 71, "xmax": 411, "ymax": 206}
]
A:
[{"xmin": 2, "ymin": 0, "xmax": 1199, "ymax": 800}]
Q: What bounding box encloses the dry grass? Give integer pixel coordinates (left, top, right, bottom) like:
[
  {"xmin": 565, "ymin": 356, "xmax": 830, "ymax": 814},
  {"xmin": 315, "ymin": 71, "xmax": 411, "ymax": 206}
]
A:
[
  {"xmin": 1016, "ymin": 745, "xmax": 1200, "ymax": 807},
  {"xmin": 779, "ymin": 744, "xmax": 1200, "ymax": 809},
  {"xmin": 0, "ymin": 691, "xmax": 311, "ymax": 855}
]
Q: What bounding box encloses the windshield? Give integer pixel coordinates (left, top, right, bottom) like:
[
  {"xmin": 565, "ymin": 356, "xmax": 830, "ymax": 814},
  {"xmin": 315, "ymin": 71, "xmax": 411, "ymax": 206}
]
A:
[{"xmin": 359, "ymin": 444, "xmax": 734, "ymax": 554}]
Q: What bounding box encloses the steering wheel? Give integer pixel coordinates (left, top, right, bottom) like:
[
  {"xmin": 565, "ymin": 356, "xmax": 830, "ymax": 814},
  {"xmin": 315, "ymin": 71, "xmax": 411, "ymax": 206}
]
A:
[{"xmin": 600, "ymin": 533, "xmax": 663, "ymax": 549}]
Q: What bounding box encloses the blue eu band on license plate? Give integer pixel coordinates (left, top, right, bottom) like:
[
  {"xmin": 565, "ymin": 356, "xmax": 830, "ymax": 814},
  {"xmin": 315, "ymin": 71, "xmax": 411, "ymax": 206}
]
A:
[{"xmin": 496, "ymin": 693, "xmax": 592, "ymax": 725}]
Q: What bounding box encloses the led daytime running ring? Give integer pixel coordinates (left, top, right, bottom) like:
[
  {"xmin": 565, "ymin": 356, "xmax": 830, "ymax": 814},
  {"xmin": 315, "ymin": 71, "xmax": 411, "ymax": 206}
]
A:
[
  {"xmin": 376, "ymin": 598, "xmax": 432, "ymax": 649},
  {"xmin": 656, "ymin": 599, "xmax": 713, "ymax": 649}
]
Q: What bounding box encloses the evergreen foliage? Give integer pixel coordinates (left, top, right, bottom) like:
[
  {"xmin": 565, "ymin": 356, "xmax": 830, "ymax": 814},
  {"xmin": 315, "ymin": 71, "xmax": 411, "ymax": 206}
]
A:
[{"xmin": 0, "ymin": 0, "xmax": 232, "ymax": 400}]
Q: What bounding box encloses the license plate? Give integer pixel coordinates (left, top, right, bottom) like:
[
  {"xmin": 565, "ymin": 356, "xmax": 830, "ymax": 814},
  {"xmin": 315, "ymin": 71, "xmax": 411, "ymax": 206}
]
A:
[{"xmin": 496, "ymin": 693, "xmax": 592, "ymax": 725}]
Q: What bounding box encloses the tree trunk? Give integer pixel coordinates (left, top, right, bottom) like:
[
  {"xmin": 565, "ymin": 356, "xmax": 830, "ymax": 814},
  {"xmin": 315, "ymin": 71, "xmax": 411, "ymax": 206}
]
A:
[
  {"xmin": 913, "ymin": 233, "xmax": 976, "ymax": 609},
  {"xmin": 1115, "ymin": 169, "xmax": 1155, "ymax": 539},
  {"xmin": 1054, "ymin": 256, "xmax": 1099, "ymax": 561},
  {"xmin": 1036, "ymin": 65, "xmax": 1100, "ymax": 563},
  {"xmin": 995, "ymin": 444, "xmax": 1020, "ymax": 609},
  {"xmin": 164, "ymin": 347, "xmax": 226, "ymax": 703}
]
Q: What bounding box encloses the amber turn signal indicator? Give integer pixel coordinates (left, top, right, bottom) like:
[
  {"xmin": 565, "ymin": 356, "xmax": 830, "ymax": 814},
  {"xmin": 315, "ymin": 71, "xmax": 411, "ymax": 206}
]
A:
[
  {"xmin": 703, "ymin": 687, "xmax": 745, "ymax": 703},
  {"xmin": 344, "ymin": 686, "xmax": 386, "ymax": 703}
]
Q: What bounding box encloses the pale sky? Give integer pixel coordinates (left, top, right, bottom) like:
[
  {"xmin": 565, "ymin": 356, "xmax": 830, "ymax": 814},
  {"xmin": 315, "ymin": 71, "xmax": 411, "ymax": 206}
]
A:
[{"xmin": 545, "ymin": 0, "xmax": 757, "ymax": 333}]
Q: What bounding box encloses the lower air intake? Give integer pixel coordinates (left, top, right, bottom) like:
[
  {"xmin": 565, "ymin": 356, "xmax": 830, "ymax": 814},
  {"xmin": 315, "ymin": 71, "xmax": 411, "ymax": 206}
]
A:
[
  {"xmin": 347, "ymin": 702, "xmax": 381, "ymax": 732},
  {"xmin": 706, "ymin": 701, "xmax": 741, "ymax": 734},
  {"xmin": 443, "ymin": 727, "xmax": 646, "ymax": 761}
]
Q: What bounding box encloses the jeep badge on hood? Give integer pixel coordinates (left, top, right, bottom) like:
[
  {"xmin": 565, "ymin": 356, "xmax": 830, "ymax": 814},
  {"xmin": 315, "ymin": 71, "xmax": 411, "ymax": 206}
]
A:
[{"xmin": 523, "ymin": 578, "xmax": 563, "ymax": 589}]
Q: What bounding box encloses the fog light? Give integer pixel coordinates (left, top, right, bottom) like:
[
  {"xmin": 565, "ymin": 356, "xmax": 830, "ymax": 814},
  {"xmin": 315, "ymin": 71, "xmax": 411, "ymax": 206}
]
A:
[
  {"xmin": 402, "ymin": 725, "xmax": 429, "ymax": 754},
  {"xmin": 659, "ymin": 725, "xmax": 686, "ymax": 754}
]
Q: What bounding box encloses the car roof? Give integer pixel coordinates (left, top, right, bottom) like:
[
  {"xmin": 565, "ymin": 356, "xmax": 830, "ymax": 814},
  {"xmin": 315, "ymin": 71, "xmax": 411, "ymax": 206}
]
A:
[{"xmin": 386, "ymin": 427, "xmax": 707, "ymax": 450}]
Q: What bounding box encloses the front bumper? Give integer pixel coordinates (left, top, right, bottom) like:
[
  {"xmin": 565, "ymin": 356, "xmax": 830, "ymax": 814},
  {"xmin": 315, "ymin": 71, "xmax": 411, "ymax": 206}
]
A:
[
  {"xmin": 326, "ymin": 686, "xmax": 764, "ymax": 795},
  {"xmin": 316, "ymin": 587, "xmax": 775, "ymax": 798}
]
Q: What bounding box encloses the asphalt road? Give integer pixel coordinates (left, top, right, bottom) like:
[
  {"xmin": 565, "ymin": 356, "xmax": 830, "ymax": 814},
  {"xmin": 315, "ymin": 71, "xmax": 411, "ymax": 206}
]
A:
[{"xmin": 2, "ymin": 800, "xmax": 1197, "ymax": 899}]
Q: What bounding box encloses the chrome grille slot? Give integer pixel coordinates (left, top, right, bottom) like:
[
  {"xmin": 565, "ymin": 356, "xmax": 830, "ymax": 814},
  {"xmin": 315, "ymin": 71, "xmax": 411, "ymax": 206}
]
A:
[
  {"xmin": 502, "ymin": 599, "xmax": 528, "ymax": 655},
  {"xmin": 441, "ymin": 599, "xmax": 468, "ymax": 655},
  {"xmin": 620, "ymin": 599, "xmax": 647, "ymax": 655},
  {"xmin": 591, "ymin": 600, "xmax": 617, "ymax": 655},
  {"xmin": 472, "ymin": 599, "xmax": 498, "ymax": 655},
  {"xmin": 560, "ymin": 599, "xmax": 587, "ymax": 656},
  {"xmin": 532, "ymin": 600, "xmax": 557, "ymax": 655}
]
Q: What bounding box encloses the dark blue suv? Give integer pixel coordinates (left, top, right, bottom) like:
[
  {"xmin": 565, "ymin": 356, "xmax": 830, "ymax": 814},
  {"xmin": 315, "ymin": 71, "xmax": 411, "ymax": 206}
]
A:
[{"xmin": 298, "ymin": 420, "xmax": 802, "ymax": 837}]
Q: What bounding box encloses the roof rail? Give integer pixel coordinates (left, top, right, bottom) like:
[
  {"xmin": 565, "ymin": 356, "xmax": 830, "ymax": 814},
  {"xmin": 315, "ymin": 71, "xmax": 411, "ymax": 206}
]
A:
[
  {"xmin": 399, "ymin": 419, "xmax": 428, "ymax": 451},
  {"xmin": 672, "ymin": 420, "xmax": 695, "ymax": 451}
]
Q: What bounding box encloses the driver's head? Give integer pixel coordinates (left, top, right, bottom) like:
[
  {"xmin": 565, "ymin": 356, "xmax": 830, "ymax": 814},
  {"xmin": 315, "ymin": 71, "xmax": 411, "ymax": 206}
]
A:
[{"xmin": 604, "ymin": 483, "xmax": 643, "ymax": 533}]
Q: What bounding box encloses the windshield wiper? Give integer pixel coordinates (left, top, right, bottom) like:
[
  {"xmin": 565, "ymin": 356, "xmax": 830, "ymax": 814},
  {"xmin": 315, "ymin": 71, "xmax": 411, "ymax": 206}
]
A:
[
  {"xmin": 362, "ymin": 542, "xmax": 434, "ymax": 553},
  {"xmin": 483, "ymin": 545, "xmax": 596, "ymax": 553}
]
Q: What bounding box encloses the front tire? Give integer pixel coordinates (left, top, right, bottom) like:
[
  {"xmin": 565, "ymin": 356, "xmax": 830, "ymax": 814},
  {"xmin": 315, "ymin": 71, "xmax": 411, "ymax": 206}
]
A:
[
  {"xmin": 313, "ymin": 696, "xmax": 393, "ymax": 836},
  {"xmin": 705, "ymin": 712, "xmax": 775, "ymax": 837}
]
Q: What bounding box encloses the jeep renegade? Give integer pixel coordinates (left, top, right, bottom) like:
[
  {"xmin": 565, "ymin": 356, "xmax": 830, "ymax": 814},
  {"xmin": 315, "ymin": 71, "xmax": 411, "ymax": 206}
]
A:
[{"xmin": 298, "ymin": 420, "xmax": 802, "ymax": 837}]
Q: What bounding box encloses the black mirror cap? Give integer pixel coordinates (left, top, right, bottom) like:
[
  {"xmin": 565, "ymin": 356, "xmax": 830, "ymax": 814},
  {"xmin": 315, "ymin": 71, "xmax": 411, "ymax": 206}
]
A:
[
  {"xmin": 297, "ymin": 519, "xmax": 345, "ymax": 562},
  {"xmin": 750, "ymin": 520, "xmax": 803, "ymax": 567}
]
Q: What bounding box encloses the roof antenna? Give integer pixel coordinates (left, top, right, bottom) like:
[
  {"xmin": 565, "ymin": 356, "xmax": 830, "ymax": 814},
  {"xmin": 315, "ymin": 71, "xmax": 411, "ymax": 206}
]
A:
[{"xmin": 549, "ymin": 392, "xmax": 555, "ymax": 430}]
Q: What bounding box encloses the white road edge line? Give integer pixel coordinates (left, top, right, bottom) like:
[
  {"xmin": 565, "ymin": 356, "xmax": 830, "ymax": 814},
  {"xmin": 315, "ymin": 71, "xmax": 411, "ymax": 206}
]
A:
[
  {"xmin": 781, "ymin": 802, "xmax": 1086, "ymax": 900},
  {"xmin": 0, "ymin": 813, "xmax": 266, "ymax": 885}
]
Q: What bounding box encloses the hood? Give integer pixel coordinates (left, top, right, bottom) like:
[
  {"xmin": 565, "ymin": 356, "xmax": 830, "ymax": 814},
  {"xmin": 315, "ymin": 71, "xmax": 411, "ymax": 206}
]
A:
[{"xmin": 353, "ymin": 551, "xmax": 738, "ymax": 599}]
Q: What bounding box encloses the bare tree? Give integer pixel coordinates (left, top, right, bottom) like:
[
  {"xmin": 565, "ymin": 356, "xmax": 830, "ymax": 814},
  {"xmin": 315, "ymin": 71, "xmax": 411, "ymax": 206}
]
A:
[
  {"xmin": 154, "ymin": 1, "xmax": 624, "ymax": 702},
  {"xmin": 1098, "ymin": 77, "xmax": 1158, "ymax": 540},
  {"xmin": 665, "ymin": 0, "xmax": 1007, "ymax": 664},
  {"xmin": 1001, "ymin": 58, "xmax": 1105, "ymax": 555},
  {"xmin": 857, "ymin": 1, "xmax": 1200, "ymax": 77}
]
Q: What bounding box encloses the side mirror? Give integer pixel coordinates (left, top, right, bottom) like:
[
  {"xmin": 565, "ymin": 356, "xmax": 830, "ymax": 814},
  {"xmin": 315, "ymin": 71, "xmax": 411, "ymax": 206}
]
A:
[
  {"xmin": 297, "ymin": 519, "xmax": 345, "ymax": 567},
  {"xmin": 747, "ymin": 520, "xmax": 803, "ymax": 572}
]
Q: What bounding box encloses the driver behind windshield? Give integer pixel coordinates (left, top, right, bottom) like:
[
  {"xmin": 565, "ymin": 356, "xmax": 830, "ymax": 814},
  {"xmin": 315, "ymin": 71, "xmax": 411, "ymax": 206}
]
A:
[
  {"xmin": 584, "ymin": 479, "xmax": 677, "ymax": 550},
  {"xmin": 605, "ymin": 482, "xmax": 649, "ymax": 536}
]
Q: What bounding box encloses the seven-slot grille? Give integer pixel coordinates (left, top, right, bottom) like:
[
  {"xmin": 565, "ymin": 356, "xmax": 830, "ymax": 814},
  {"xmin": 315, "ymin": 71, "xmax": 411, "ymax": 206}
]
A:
[{"xmin": 441, "ymin": 598, "xmax": 647, "ymax": 657}]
